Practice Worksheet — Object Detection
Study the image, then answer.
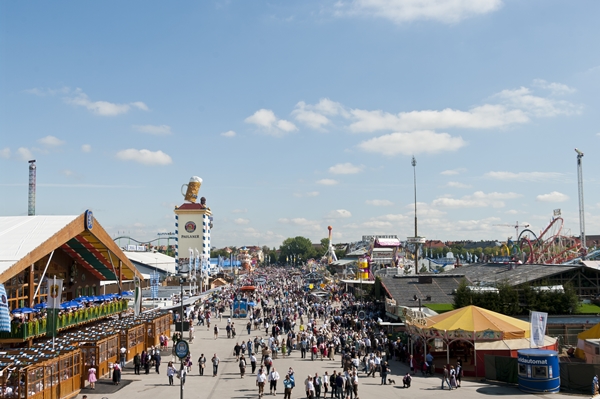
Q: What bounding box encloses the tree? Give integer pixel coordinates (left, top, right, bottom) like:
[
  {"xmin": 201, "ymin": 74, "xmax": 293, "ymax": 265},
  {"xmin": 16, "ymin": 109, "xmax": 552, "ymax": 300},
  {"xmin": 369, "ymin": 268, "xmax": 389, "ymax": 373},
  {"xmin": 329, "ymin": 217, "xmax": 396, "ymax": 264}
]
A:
[{"xmin": 279, "ymin": 236, "xmax": 316, "ymax": 265}]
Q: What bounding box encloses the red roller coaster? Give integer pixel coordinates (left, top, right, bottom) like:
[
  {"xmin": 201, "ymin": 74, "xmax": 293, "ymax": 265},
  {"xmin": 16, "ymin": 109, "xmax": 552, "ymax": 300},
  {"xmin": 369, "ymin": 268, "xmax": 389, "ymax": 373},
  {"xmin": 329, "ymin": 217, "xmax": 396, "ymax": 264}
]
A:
[{"xmin": 518, "ymin": 217, "xmax": 583, "ymax": 264}]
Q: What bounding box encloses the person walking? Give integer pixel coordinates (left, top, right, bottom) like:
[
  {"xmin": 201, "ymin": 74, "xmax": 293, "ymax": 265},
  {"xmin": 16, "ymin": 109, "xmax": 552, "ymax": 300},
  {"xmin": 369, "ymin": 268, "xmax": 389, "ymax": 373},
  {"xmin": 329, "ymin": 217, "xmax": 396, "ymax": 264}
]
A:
[
  {"xmin": 268, "ymin": 367, "xmax": 280, "ymax": 395},
  {"xmin": 167, "ymin": 361, "xmax": 176, "ymax": 385},
  {"xmin": 442, "ymin": 365, "xmax": 451, "ymax": 390},
  {"xmin": 283, "ymin": 374, "xmax": 294, "ymax": 399},
  {"xmin": 456, "ymin": 363, "xmax": 462, "ymax": 387},
  {"xmin": 264, "ymin": 355, "xmax": 273, "ymax": 374},
  {"xmin": 112, "ymin": 363, "xmax": 121, "ymax": 385},
  {"xmin": 133, "ymin": 353, "xmax": 141, "ymax": 375},
  {"xmin": 380, "ymin": 361, "xmax": 390, "ymax": 385},
  {"xmin": 198, "ymin": 354, "xmax": 206, "ymax": 376},
  {"xmin": 239, "ymin": 355, "xmax": 247, "ymax": 378},
  {"xmin": 450, "ymin": 365, "xmax": 457, "ymax": 389},
  {"xmin": 322, "ymin": 371, "xmax": 329, "ymax": 397},
  {"xmin": 256, "ymin": 367, "xmax": 267, "ymax": 398},
  {"xmin": 214, "ymin": 325, "xmax": 219, "ymax": 339},
  {"xmin": 314, "ymin": 372, "xmax": 322, "ymax": 398},
  {"xmin": 305, "ymin": 376, "xmax": 315, "ymax": 399},
  {"xmin": 250, "ymin": 353, "xmax": 257, "ymax": 374},
  {"xmin": 335, "ymin": 372, "xmax": 344, "ymax": 399},
  {"xmin": 351, "ymin": 371, "xmax": 359, "ymax": 398},
  {"xmin": 87, "ymin": 366, "xmax": 97, "ymax": 389},
  {"xmin": 212, "ymin": 353, "xmax": 220, "ymax": 377},
  {"xmin": 154, "ymin": 351, "xmax": 161, "ymax": 374}
]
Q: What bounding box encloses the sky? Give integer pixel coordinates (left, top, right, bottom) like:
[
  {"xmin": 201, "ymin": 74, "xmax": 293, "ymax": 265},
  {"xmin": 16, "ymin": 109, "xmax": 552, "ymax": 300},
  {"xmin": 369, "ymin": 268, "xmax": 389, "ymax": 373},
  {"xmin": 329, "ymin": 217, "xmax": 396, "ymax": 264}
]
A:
[{"xmin": 1, "ymin": 0, "xmax": 599, "ymax": 249}]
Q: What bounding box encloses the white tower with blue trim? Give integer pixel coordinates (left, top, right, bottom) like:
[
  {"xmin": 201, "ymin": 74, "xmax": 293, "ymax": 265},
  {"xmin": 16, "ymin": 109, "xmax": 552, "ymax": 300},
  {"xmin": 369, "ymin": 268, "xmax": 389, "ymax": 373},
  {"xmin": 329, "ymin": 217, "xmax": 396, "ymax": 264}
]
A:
[{"xmin": 174, "ymin": 198, "xmax": 212, "ymax": 273}]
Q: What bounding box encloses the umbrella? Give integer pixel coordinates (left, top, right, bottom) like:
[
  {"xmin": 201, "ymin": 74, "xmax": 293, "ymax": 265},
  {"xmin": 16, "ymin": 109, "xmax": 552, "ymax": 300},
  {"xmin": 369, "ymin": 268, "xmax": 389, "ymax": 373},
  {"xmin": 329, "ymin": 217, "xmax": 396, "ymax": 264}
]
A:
[
  {"xmin": 11, "ymin": 307, "xmax": 36, "ymax": 314},
  {"xmin": 60, "ymin": 301, "xmax": 83, "ymax": 309},
  {"xmin": 33, "ymin": 303, "xmax": 47, "ymax": 310},
  {"xmin": 121, "ymin": 291, "xmax": 134, "ymax": 297},
  {"xmin": 247, "ymin": 301, "xmax": 256, "ymax": 307},
  {"xmin": 73, "ymin": 297, "xmax": 89, "ymax": 303}
]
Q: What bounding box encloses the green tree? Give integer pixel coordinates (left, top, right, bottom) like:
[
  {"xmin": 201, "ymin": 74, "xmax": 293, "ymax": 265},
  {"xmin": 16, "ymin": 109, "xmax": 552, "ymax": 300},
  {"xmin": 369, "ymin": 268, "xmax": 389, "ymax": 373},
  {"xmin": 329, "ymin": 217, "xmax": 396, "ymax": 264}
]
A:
[
  {"xmin": 453, "ymin": 279, "xmax": 472, "ymax": 309},
  {"xmin": 279, "ymin": 236, "xmax": 316, "ymax": 265}
]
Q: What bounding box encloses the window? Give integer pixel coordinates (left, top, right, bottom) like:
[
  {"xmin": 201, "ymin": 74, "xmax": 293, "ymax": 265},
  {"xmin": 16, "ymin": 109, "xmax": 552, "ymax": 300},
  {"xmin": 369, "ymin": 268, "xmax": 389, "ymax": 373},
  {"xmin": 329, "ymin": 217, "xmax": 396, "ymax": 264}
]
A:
[
  {"xmin": 533, "ymin": 366, "xmax": 548, "ymax": 379},
  {"xmin": 518, "ymin": 364, "xmax": 528, "ymax": 376}
]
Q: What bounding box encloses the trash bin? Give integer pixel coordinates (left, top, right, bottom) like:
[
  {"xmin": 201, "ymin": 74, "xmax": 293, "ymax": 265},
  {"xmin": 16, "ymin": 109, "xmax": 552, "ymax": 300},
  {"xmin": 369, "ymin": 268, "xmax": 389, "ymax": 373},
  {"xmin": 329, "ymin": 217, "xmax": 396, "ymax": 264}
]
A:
[{"xmin": 175, "ymin": 321, "xmax": 189, "ymax": 332}]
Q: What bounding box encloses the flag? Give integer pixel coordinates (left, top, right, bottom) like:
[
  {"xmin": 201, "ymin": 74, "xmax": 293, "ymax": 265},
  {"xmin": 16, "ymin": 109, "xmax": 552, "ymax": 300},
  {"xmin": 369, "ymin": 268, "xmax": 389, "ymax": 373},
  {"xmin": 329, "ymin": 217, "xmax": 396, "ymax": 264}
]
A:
[
  {"xmin": 47, "ymin": 277, "xmax": 63, "ymax": 339},
  {"xmin": 0, "ymin": 284, "xmax": 10, "ymax": 332},
  {"xmin": 530, "ymin": 311, "xmax": 548, "ymax": 347},
  {"xmin": 134, "ymin": 276, "xmax": 142, "ymax": 317},
  {"xmin": 195, "ymin": 249, "xmax": 200, "ymax": 271}
]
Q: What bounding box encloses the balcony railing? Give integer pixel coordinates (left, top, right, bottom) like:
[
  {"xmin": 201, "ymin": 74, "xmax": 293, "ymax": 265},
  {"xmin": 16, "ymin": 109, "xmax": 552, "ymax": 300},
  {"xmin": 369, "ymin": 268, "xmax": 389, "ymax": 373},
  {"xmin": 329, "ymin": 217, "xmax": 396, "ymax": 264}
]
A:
[{"xmin": 0, "ymin": 300, "xmax": 129, "ymax": 341}]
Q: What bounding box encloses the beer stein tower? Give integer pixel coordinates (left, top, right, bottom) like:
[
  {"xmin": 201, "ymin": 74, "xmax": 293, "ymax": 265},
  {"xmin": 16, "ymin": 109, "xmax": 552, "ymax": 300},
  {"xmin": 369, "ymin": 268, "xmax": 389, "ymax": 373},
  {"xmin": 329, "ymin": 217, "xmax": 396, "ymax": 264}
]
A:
[{"xmin": 174, "ymin": 177, "xmax": 212, "ymax": 273}]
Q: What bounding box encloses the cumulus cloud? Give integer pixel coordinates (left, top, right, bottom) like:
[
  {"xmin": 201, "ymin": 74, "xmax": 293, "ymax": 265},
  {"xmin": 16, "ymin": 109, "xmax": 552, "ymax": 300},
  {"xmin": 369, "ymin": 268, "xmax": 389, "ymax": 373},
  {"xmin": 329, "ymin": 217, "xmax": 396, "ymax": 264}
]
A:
[
  {"xmin": 493, "ymin": 87, "xmax": 581, "ymax": 117},
  {"xmin": 329, "ymin": 162, "xmax": 363, "ymax": 174},
  {"xmin": 17, "ymin": 147, "xmax": 33, "ymax": 161},
  {"xmin": 333, "ymin": 0, "xmax": 503, "ymax": 24},
  {"xmin": 358, "ymin": 130, "xmax": 466, "ymax": 156},
  {"xmin": 366, "ymin": 199, "xmax": 394, "ymax": 206},
  {"xmin": 327, "ymin": 209, "xmax": 352, "ymax": 218},
  {"xmin": 245, "ymin": 109, "xmax": 297, "ymax": 137},
  {"xmin": 133, "ymin": 125, "xmax": 172, "ymax": 135},
  {"xmin": 38, "ymin": 135, "xmax": 65, "ymax": 146},
  {"xmin": 0, "ymin": 148, "xmax": 10, "ymax": 159},
  {"xmin": 221, "ymin": 130, "xmax": 236, "ymax": 138},
  {"xmin": 446, "ymin": 181, "xmax": 471, "ymax": 188},
  {"xmin": 536, "ymin": 191, "xmax": 569, "ymax": 203},
  {"xmin": 317, "ymin": 179, "xmax": 339, "ymax": 186},
  {"xmin": 441, "ymin": 168, "xmax": 466, "ymax": 176},
  {"xmin": 115, "ymin": 149, "xmax": 172, "ymax": 165},
  {"xmin": 65, "ymin": 88, "xmax": 148, "ymax": 116},
  {"xmin": 293, "ymin": 102, "xmax": 332, "ymax": 130},
  {"xmin": 532, "ymin": 79, "xmax": 576, "ymax": 95},
  {"xmin": 81, "ymin": 144, "xmax": 92, "ymax": 153},
  {"xmin": 278, "ymin": 218, "xmax": 321, "ymax": 232},
  {"xmin": 432, "ymin": 191, "xmax": 521, "ymax": 208},
  {"xmin": 485, "ymin": 171, "xmax": 564, "ymax": 182},
  {"xmin": 234, "ymin": 218, "xmax": 250, "ymax": 225}
]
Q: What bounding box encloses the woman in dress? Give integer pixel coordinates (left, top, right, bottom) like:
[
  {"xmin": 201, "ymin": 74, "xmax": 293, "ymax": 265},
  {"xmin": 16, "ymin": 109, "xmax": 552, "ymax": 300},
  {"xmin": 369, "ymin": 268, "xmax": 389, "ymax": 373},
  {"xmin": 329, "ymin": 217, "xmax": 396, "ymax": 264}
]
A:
[
  {"xmin": 112, "ymin": 363, "xmax": 121, "ymax": 385},
  {"xmin": 198, "ymin": 353, "xmax": 206, "ymax": 375},
  {"xmin": 88, "ymin": 366, "xmax": 97, "ymax": 389}
]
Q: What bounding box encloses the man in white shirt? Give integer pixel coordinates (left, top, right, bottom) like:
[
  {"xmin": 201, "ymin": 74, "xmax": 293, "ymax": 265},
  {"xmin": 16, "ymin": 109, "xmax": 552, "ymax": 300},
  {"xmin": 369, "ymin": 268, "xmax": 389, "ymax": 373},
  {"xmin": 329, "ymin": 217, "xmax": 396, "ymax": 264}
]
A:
[
  {"xmin": 268, "ymin": 367, "xmax": 280, "ymax": 395},
  {"xmin": 256, "ymin": 368, "xmax": 267, "ymax": 398}
]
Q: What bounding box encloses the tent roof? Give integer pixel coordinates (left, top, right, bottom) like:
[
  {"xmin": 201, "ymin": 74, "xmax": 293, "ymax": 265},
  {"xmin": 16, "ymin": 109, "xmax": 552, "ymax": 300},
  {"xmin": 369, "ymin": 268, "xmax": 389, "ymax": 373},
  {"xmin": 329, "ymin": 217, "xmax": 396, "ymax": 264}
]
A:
[
  {"xmin": 123, "ymin": 251, "xmax": 176, "ymax": 274},
  {"xmin": 425, "ymin": 305, "xmax": 531, "ymax": 339},
  {"xmin": 577, "ymin": 322, "xmax": 600, "ymax": 340},
  {"xmin": 0, "ymin": 213, "xmax": 143, "ymax": 283}
]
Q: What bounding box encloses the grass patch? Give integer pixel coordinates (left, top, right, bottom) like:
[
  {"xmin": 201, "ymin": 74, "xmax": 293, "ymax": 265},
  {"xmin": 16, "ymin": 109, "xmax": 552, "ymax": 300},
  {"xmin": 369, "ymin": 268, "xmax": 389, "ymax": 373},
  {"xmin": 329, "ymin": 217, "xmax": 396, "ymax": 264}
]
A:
[
  {"xmin": 577, "ymin": 303, "xmax": 600, "ymax": 314},
  {"xmin": 425, "ymin": 303, "xmax": 454, "ymax": 313}
]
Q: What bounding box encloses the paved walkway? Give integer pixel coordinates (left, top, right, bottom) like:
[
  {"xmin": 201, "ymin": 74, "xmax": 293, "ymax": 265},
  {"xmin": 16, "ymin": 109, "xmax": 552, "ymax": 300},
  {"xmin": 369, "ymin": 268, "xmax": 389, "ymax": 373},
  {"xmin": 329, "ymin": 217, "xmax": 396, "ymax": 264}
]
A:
[{"xmin": 80, "ymin": 312, "xmax": 560, "ymax": 399}]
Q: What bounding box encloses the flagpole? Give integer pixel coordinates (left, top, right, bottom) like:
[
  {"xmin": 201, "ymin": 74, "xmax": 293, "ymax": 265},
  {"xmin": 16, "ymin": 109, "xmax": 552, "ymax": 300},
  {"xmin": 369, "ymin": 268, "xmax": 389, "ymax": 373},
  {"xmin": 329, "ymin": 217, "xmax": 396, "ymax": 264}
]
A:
[{"xmin": 52, "ymin": 275, "xmax": 56, "ymax": 351}]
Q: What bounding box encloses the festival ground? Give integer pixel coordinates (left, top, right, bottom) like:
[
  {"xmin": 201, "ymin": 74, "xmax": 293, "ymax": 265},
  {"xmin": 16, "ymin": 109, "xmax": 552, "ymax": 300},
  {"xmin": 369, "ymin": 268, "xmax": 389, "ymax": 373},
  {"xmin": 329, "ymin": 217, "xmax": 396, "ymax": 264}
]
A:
[{"xmin": 77, "ymin": 309, "xmax": 561, "ymax": 399}]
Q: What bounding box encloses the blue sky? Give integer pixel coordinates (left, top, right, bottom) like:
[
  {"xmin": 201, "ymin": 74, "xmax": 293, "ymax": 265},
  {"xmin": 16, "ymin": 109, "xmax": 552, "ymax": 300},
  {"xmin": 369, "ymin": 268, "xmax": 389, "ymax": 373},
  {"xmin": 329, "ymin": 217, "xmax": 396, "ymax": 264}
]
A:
[{"xmin": 1, "ymin": 0, "xmax": 599, "ymax": 249}]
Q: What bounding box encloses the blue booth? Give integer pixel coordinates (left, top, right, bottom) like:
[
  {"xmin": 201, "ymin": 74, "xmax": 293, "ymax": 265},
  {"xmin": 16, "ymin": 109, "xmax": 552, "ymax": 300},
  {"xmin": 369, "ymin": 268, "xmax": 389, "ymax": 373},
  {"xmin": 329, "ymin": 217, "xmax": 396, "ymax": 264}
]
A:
[{"xmin": 517, "ymin": 349, "xmax": 560, "ymax": 394}]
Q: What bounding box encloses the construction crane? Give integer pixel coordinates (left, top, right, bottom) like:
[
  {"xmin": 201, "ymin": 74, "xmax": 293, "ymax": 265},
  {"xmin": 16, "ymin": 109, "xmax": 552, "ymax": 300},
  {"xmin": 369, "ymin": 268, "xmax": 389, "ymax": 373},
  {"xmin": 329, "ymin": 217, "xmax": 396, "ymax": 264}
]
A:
[
  {"xmin": 576, "ymin": 148, "xmax": 586, "ymax": 254},
  {"xmin": 493, "ymin": 221, "xmax": 530, "ymax": 240}
]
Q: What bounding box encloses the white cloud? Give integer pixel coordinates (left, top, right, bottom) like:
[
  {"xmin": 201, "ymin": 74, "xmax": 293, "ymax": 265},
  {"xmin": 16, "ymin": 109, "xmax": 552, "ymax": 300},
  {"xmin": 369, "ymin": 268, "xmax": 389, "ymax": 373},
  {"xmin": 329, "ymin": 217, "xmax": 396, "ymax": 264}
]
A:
[
  {"xmin": 293, "ymin": 102, "xmax": 332, "ymax": 130},
  {"xmin": 0, "ymin": 148, "xmax": 10, "ymax": 159},
  {"xmin": 441, "ymin": 168, "xmax": 466, "ymax": 176},
  {"xmin": 366, "ymin": 199, "xmax": 394, "ymax": 206},
  {"xmin": 334, "ymin": 0, "xmax": 503, "ymax": 24},
  {"xmin": 536, "ymin": 191, "xmax": 569, "ymax": 203},
  {"xmin": 245, "ymin": 109, "xmax": 297, "ymax": 136},
  {"xmin": 505, "ymin": 209, "xmax": 519, "ymax": 215},
  {"xmin": 348, "ymin": 104, "xmax": 527, "ymax": 133},
  {"xmin": 294, "ymin": 191, "xmax": 320, "ymax": 198},
  {"xmin": 133, "ymin": 125, "xmax": 172, "ymax": 135},
  {"xmin": 362, "ymin": 220, "xmax": 393, "ymax": 229},
  {"xmin": 316, "ymin": 179, "xmax": 339, "ymax": 186},
  {"xmin": 221, "ymin": 130, "xmax": 236, "ymax": 138},
  {"xmin": 446, "ymin": 181, "xmax": 471, "ymax": 188},
  {"xmin": 81, "ymin": 144, "xmax": 92, "ymax": 153},
  {"xmin": 278, "ymin": 218, "xmax": 321, "ymax": 231},
  {"xmin": 327, "ymin": 209, "xmax": 352, "ymax": 218},
  {"xmin": 358, "ymin": 130, "xmax": 466, "ymax": 156},
  {"xmin": 17, "ymin": 147, "xmax": 33, "ymax": 161},
  {"xmin": 329, "ymin": 162, "xmax": 363, "ymax": 174},
  {"xmin": 38, "ymin": 135, "xmax": 65, "ymax": 146},
  {"xmin": 485, "ymin": 171, "xmax": 564, "ymax": 182},
  {"xmin": 532, "ymin": 79, "xmax": 576, "ymax": 95},
  {"xmin": 65, "ymin": 88, "xmax": 148, "ymax": 116},
  {"xmin": 115, "ymin": 149, "xmax": 172, "ymax": 166},
  {"xmin": 494, "ymin": 87, "xmax": 581, "ymax": 117},
  {"xmin": 234, "ymin": 218, "xmax": 250, "ymax": 225},
  {"xmin": 432, "ymin": 191, "xmax": 521, "ymax": 208},
  {"xmin": 25, "ymin": 87, "xmax": 70, "ymax": 96}
]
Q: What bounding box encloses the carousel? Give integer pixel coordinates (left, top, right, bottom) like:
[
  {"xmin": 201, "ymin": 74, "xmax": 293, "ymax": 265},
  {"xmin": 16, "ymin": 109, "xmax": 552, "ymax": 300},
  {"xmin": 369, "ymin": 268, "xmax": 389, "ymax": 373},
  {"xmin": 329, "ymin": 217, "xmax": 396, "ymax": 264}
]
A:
[{"xmin": 403, "ymin": 305, "xmax": 557, "ymax": 377}]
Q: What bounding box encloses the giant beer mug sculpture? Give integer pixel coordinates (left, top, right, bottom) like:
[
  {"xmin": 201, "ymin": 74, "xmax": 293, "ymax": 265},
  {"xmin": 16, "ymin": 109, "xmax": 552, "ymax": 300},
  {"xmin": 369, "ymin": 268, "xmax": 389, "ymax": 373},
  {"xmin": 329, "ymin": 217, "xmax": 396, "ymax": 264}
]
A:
[{"xmin": 181, "ymin": 176, "xmax": 202, "ymax": 203}]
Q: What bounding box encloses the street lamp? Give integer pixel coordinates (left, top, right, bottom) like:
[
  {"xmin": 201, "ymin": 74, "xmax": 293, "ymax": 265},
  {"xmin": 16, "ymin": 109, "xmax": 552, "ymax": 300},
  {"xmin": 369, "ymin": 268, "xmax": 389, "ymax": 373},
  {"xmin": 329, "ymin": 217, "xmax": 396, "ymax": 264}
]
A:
[
  {"xmin": 178, "ymin": 263, "xmax": 189, "ymax": 399},
  {"xmin": 412, "ymin": 156, "xmax": 419, "ymax": 275}
]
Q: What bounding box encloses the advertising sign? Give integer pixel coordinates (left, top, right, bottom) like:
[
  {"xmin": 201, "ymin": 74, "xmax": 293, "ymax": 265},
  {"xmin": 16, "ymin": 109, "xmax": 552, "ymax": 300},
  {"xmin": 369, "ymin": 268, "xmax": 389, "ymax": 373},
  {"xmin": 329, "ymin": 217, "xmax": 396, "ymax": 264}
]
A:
[{"xmin": 177, "ymin": 212, "xmax": 204, "ymax": 265}]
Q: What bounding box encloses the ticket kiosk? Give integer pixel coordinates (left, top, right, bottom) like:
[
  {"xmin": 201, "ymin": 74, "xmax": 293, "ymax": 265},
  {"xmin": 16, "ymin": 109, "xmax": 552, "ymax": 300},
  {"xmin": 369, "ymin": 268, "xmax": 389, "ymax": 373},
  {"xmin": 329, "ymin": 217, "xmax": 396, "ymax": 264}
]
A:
[{"xmin": 517, "ymin": 349, "xmax": 559, "ymax": 393}]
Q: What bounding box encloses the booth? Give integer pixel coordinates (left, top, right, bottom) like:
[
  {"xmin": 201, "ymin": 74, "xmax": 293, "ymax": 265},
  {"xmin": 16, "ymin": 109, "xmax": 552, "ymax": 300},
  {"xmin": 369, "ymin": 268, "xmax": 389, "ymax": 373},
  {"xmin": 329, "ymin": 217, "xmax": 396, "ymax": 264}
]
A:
[
  {"xmin": 517, "ymin": 349, "xmax": 560, "ymax": 393},
  {"xmin": 73, "ymin": 331, "xmax": 119, "ymax": 387},
  {"xmin": 143, "ymin": 312, "xmax": 171, "ymax": 349}
]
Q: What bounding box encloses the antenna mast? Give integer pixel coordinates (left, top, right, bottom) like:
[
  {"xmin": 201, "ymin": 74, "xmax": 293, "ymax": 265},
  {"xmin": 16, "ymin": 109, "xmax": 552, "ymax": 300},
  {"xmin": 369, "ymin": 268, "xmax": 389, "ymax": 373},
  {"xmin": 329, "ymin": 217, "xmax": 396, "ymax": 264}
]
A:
[
  {"xmin": 575, "ymin": 149, "xmax": 586, "ymax": 254},
  {"xmin": 28, "ymin": 160, "xmax": 36, "ymax": 216}
]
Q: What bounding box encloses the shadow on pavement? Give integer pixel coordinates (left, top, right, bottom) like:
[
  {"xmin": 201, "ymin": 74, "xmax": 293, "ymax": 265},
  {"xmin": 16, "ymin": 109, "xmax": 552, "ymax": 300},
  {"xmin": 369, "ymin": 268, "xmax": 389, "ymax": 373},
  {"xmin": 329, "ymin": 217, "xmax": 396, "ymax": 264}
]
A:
[
  {"xmin": 477, "ymin": 386, "xmax": 526, "ymax": 395},
  {"xmin": 80, "ymin": 379, "xmax": 134, "ymax": 395}
]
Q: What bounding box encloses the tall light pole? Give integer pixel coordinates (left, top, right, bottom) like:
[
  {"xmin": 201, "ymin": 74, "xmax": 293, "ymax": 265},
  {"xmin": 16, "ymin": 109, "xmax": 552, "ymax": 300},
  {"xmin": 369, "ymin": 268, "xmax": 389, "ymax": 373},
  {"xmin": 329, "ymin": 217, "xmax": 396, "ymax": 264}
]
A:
[
  {"xmin": 576, "ymin": 148, "xmax": 586, "ymax": 256},
  {"xmin": 412, "ymin": 156, "xmax": 419, "ymax": 275}
]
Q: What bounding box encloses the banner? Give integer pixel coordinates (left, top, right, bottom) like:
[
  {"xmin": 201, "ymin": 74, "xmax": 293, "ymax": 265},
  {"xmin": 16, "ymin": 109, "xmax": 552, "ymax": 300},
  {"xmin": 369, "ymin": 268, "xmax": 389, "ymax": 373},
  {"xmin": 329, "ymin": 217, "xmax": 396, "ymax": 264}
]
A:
[
  {"xmin": 134, "ymin": 276, "xmax": 141, "ymax": 317},
  {"xmin": 0, "ymin": 284, "xmax": 10, "ymax": 332},
  {"xmin": 530, "ymin": 310, "xmax": 548, "ymax": 347},
  {"xmin": 47, "ymin": 277, "xmax": 63, "ymax": 339}
]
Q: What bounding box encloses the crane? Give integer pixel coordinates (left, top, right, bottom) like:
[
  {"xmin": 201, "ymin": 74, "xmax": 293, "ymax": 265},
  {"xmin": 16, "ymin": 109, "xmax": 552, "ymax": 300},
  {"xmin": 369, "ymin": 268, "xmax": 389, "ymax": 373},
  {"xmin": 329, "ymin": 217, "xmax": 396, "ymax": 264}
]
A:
[
  {"xmin": 493, "ymin": 221, "xmax": 530, "ymax": 240},
  {"xmin": 576, "ymin": 148, "xmax": 586, "ymax": 255}
]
